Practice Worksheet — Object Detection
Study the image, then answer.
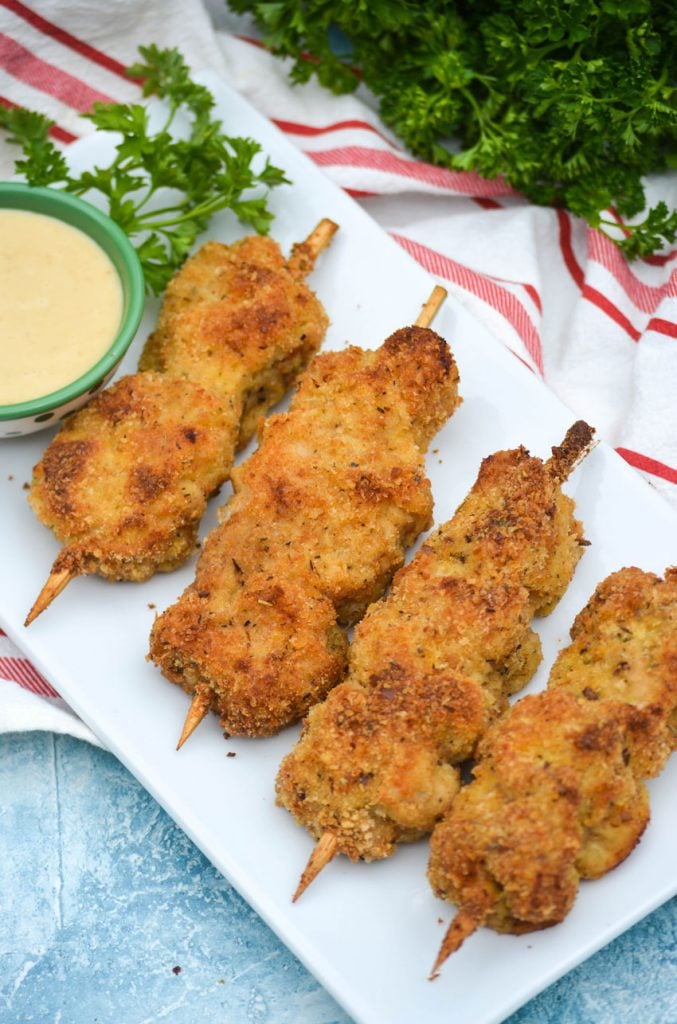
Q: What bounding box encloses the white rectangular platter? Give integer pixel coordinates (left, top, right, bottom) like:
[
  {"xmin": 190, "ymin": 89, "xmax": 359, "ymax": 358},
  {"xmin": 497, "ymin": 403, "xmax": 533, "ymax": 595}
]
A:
[{"xmin": 1, "ymin": 71, "xmax": 676, "ymax": 1024}]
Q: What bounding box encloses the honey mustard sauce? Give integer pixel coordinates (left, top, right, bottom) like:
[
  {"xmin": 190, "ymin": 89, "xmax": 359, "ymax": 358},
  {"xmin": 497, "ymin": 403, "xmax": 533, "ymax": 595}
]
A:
[{"xmin": 0, "ymin": 208, "xmax": 123, "ymax": 405}]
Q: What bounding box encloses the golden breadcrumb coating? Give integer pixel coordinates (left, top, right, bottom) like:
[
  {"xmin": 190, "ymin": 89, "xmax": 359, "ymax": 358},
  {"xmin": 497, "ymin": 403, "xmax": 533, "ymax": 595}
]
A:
[
  {"xmin": 149, "ymin": 325, "xmax": 460, "ymax": 736},
  {"xmin": 428, "ymin": 566, "xmax": 677, "ymax": 971},
  {"xmin": 548, "ymin": 566, "xmax": 677, "ymax": 778},
  {"xmin": 276, "ymin": 427, "xmax": 592, "ymax": 863},
  {"xmin": 139, "ymin": 235, "xmax": 329, "ymax": 447},
  {"xmin": 27, "ymin": 231, "xmax": 331, "ymax": 595},
  {"xmin": 28, "ymin": 373, "xmax": 233, "ymax": 581},
  {"xmin": 428, "ymin": 690, "xmax": 650, "ymax": 934}
]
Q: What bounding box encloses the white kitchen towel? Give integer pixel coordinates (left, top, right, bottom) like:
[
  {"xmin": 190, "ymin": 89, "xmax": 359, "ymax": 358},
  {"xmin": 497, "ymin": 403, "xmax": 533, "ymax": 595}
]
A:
[{"xmin": 1, "ymin": 0, "xmax": 675, "ymax": 742}]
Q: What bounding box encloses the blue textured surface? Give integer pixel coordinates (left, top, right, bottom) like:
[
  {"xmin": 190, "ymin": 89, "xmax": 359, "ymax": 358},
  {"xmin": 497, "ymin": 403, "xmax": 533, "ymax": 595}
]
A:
[{"xmin": 1, "ymin": 732, "xmax": 675, "ymax": 1024}]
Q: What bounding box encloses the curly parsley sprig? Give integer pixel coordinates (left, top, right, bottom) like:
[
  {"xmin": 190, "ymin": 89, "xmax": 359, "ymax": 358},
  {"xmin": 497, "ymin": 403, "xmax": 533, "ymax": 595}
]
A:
[
  {"xmin": 0, "ymin": 45, "xmax": 290, "ymax": 293},
  {"xmin": 227, "ymin": 0, "xmax": 677, "ymax": 259}
]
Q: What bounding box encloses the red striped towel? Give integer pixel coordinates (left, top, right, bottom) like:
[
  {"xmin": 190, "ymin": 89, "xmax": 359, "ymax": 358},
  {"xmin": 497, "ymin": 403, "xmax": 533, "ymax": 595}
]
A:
[{"xmin": 1, "ymin": 0, "xmax": 675, "ymax": 737}]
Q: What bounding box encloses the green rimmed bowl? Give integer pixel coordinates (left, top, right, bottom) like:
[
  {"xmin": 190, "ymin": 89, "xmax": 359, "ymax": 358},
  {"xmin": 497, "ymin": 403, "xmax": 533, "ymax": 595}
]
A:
[{"xmin": 0, "ymin": 182, "xmax": 145, "ymax": 438}]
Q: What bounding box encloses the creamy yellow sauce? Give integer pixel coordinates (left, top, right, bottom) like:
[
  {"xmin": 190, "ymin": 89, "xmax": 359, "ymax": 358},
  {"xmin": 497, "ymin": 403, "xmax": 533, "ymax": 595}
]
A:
[{"xmin": 0, "ymin": 208, "xmax": 123, "ymax": 405}]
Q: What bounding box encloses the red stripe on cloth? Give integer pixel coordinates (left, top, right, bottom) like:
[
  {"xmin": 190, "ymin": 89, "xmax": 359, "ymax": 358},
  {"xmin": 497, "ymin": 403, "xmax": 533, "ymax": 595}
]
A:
[
  {"xmin": 0, "ymin": 92, "xmax": 77, "ymax": 142},
  {"xmin": 581, "ymin": 284, "xmax": 641, "ymax": 341},
  {"xmin": 642, "ymin": 249, "xmax": 677, "ymax": 268},
  {"xmin": 588, "ymin": 230, "xmax": 677, "ymax": 314},
  {"xmin": 522, "ymin": 283, "xmax": 543, "ymax": 313},
  {"xmin": 273, "ymin": 116, "xmax": 397, "ymax": 147},
  {"xmin": 0, "ymin": 655, "xmax": 60, "ymax": 697},
  {"xmin": 606, "ymin": 207, "xmax": 630, "ymax": 237},
  {"xmin": 392, "ymin": 232, "xmax": 544, "ymax": 372},
  {"xmin": 646, "ymin": 317, "xmax": 677, "ymax": 338},
  {"xmin": 473, "ymin": 197, "xmax": 502, "ymax": 210},
  {"xmin": 308, "ymin": 145, "xmax": 516, "ymax": 198},
  {"xmin": 344, "ymin": 187, "xmax": 377, "ymax": 198},
  {"xmin": 558, "ymin": 212, "xmax": 646, "ymax": 340},
  {"xmin": 236, "ymin": 34, "xmax": 265, "ymax": 49},
  {"xmin": 1, "ymin": 0, "xmax": 135, "ymax": 81},
  {"xmin": 557, "ymin": 209, "xmax": 585, "ymax": 288},
  {"xmin": 483, "ymin": 272, "xmax": 542, "ymax": 314},
  {"xmin": 616, "ymin": 448, "xmax": 677, "ymax": 485},
  {"xmin": 509, "ymin": 350, "xmax": 537, "ymax": 375},
  {"xmin": 0, "ymin": 33, "xmax": 116, "ymax": 112}
]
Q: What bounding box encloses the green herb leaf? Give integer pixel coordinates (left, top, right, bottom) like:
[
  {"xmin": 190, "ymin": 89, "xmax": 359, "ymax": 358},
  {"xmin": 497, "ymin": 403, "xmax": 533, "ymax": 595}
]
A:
[
  {"xmin": 229, "ymin": 0, "xmax": 677, "ymax": 259},
  {"xmin": 0, "ymin": 106, "xmax": 69, "ymax": 186},
  {"xmin": 0, "ymin": 46, "xmax": 290, "ymax": 293}
]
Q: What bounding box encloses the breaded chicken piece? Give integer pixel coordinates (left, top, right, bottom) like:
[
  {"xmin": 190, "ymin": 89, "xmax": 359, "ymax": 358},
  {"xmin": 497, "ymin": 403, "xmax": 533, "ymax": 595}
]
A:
[
  {"xmin": 428, "ymin": 566, "xmax": 677, "ymax": 976},
  {"xmin": 149, "ymin": 324, "xmax": 460, "ymax": 738},
  {"xmin": 548, "ymin": 566, "xmax": 677, "ymax": 778},
  {"xmin": 276, "ymin": 425, "xmax": 593, "ymax": 886},
  {"xmin": 428, "ymin": 691, "xmax": 650, "ymax": 960},
  {"xmin": 28, "ymin": 373, "xmax": 234, "ymax": 584},
  {"xmin": 139, "ymin": 233, "xmax": 330, "ymax": 448},
  {"xmin": 26, "ymin": 223, "xmax": 336, "ymax": 624}
]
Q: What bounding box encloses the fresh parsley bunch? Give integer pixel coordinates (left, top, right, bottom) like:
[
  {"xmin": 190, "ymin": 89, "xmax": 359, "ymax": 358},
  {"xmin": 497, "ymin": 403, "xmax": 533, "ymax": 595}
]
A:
[
  {"xmin": 228, "ymin": 0, "xmax": 677, "ymax": 258},
  {"xmin": 0, "ymin": 45, "xmax": 289, "ymax": 292}
]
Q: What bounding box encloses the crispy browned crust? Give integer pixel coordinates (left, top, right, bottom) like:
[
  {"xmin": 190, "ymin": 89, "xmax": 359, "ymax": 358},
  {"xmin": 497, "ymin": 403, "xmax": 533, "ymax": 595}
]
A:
[
  {"xmin": 149, "ymin": 566, "xmax": 349, "ymax": 736},
  {"xmin": 375, "ymin": 325, "xmax": 458, "ymax": 450},
  {"xmin": 547, "ymin": 419, "xmax": 596, "ymax": 482},
  {"xmin": 29, "ymin": 372, "xmax": 235, "ymax": 581},
  {"xmin": 149, "ymin": 326, "xmax": 461, "ymax": 736},
  {"xmin": 457, "ymin": 438, "xmax": 591, "ymax": 615},
  {"xmin": 548, "ymin": 566, "xmax": 677, "ymax": 777},
  {"xmin": 276, "ymin": 435, "xmax": 590, "ymax": 862},
  {"xmin": 28, "ymin": 233, "xmax": 332, "ymax": 592},
  {"xmin": 139, "ymin": 235, "xmax": 329, "ymax": 448},
  {"xmin": 428, "ymin": 566, "xmax": 676, "ymax": 957},
  {"xmin": 428, "ymin": 690, "xmax": 650, "ymax": 934}
]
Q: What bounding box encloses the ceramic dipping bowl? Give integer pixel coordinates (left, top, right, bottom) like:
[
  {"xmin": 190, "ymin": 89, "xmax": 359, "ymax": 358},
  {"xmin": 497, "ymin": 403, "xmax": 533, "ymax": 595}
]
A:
[{"xmin": 0, "ymin": 182, "xmax": 145, "ymax": 438}]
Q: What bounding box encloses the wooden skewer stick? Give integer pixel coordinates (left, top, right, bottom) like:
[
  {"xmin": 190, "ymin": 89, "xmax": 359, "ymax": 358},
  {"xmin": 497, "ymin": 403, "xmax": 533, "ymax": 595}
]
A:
[
  {"xmin": 24, "ymin": 565, "xmax": 76, "ymax": 627},
  {"xmin": 176, "ymin": 686, "xmax": 212, "ymax": 750},
  {"xmin": 173, "ymin": 283, "xmax": 446, "ymax": 754},
  {"xmin": 25, "ymin": 221, "xmax": 340, "ymax": 631},
  {"xmin": 175, "ymin": 282, "xmax": 446, "ymax": 754},
  {"xmin": 287, "ymin": 287, "xmax": 447, "ymax": 896},
  {"xmin": 546, "ymin": 419, "xmax": 596, "ymax": 483},
  {"xmin": 287, "ymin": 218, "xmax": 340, "ymax": 278},
  {"xmin": 428, "ymin": 903, "xmax": 485, "ymax": 980},
  {"xmin": 292, "ymin": 832, "xmax": 339, "ymax": 902},
  {"xmin": 171, "ymin": 221, "xmax": 340, "ymax": 751},
  {"xmin": 415, "ymin": 285, "xmax": 447, "ymax": 328}
]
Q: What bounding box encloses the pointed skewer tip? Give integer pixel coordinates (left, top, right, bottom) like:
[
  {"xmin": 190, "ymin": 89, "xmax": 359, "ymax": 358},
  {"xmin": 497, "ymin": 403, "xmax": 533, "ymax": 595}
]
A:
[
  {"xmin": 176, "ymin": 688, "xmax": 211, "ymax": 750},
  {"xmin": 24, "ymin": 565, "xmax": 76, "ymax": 626},
  {"xmin": 428, "ymin": 905, "xmax": 484, "ymax": 981},
  {"xmin": 292, "ymin": 832, "xmax": 338, "ymax": 902}
]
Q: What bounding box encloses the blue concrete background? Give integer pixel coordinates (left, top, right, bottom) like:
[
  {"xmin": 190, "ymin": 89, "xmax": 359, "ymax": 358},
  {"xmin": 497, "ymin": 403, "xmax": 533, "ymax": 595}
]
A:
[{"xmin": 1, "ymin": 732, "xmax": 675, "ymax": 1024}]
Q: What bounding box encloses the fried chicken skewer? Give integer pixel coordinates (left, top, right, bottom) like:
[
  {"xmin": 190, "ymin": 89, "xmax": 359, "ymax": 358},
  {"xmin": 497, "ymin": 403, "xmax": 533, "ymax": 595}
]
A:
[
  {"xmin": 25, "ymin": 221, "xmax": 338, "ymax": 626},
  {"xmin": 428, "ymin": 565, "xmax": 677, "ymax": 977},
  {"xmin": 276, "ymin": 422, "xmax": 595, "ymax": 898},
  {"xmin": 149, "ymin": 287, "xmax": 460, "ymax": 742},
  {"xmin": 175, "ymin": 283, "xmax": 448, "ymax": 749}
]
